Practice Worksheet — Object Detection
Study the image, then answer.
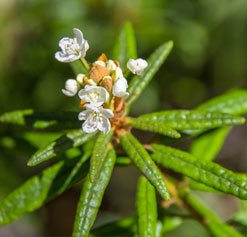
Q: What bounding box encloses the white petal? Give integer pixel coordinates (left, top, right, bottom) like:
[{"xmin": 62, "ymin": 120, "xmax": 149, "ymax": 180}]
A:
[
  {"xmin": 112, "ymin": 77, "xmax": 129, "ymax": 97},
  {"xmin": 99, "ymin": 108, "xmax": 114, "ymax": 118},
  {"xmin": 84, "ymin": 103, "xmax": 99, "ymax": 112},
  {"xmin": 58, "ymin": 37, "xmax": 73, "ymax": 51},
  {"xmin": 78, "ymin": 110, "xmax": 90, "ymax": 120},
  {"xmin": 97, "ymin": 116, "xmax": 111, "ymax": 134},
  {"xmin": 61, "ymin": 89, "xmax": 75, "ymax": 97},
  {"xmin": 73, "ymin": 28, "xmax": 83, "ymax": 46},
  {"xmin": 82, "ymin": 117, "xmax": 98, "ymax": 133},
  {"xmin": 55, "ymin": 51, "xmax": 81, "ymax": 63}
]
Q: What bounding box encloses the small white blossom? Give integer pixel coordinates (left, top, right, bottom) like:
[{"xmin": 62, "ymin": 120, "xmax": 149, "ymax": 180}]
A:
[
  {"xmin": 106, "ymin": 60, "xmax": 117, "ymax": 72},
  {"xmin": 112, "ymin": 77, "xmax": 129, "ymax": 97},
  {"xmin": 62, "ymin": 79, "xmax": 80, "ymax": 97},
  {"xmin": 127, "ymin": 58, "xmax": 148, "ymax": 75},
  {"xmin": 79, "ymin": 104, "xmax": 113, "ymax": 134},
  {"xmin": 55, "ymin": 28, "xmax": 89, "ymax": 63},
  {"xmin": 78, "ymin": 85, "xmax": 109, "ymax": 106}
]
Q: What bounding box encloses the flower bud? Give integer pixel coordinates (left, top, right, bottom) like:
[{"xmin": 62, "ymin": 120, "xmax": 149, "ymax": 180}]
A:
[
  {"xmin": 112, "ymin": 67, "xmax": 123, "ymax": 82},
  {"xmin": 100, "ymin": 76, "xmax": 113, "ymax": 92},
  {"xmin": 112, "ymin": 77, "xmax": 129, "ymax": 97},
  {"xmin": 62, "ymin": 79, "xmax": 80, "ymax": 96},
  {"xmin": 76, "ymin": 74, "xmax": 85, "ymax": 85},
  {"xmin": 127, "ymin": 58, "xmax": 148, "ymax": 75},
  {"xmin": 94, "ymin": 60, "xmax": 106, "ymax": 67},
  {"xmin": 106, "ymin": 60, "xmax": 117, "ymax": 72},
  {"xmin": 89, "ymin": 64, "xmax": 110, "ymax": 83}
]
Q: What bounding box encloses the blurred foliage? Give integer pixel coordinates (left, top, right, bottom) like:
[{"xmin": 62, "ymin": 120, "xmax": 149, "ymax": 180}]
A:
[{"xmin": 0, "ymin": 0, "xmax": 246, "ymax": 236}]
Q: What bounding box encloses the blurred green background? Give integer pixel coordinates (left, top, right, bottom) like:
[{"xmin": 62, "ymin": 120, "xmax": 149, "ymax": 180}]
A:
[{"xmin": 0, "ymin": 0, "xmax": 246, "ymax": 236}]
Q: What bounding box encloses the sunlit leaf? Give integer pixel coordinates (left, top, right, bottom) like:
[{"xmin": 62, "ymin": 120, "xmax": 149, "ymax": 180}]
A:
[
  {"xmin": 138, "ymin": 110, "xmax": 245, "ymax": 130},
  {"xmin": 73, "ymin": 148, "xmax": 116, "ymax": 237},
  {"xmin": 0, "ymin": 153, "xmax": 90, "ymax": 226},
  {"xmin": 151, "ymin": 144, "xmax": 247, "ymax": 199},
  {"xmin": 136, "ymin": 176, "xmax": 157, "ymax": 237},
  {"xmin": 28, "ymin": 129, "xmax": 96, "ymax": 166},
  {"xmin": 89, "ymin": 131, "xmax": 113, "ymax": 182},
  {"xmin": 120, "ymin": 132, "xmax": 170, "ymax": 200},
  {"xmin": 196, "ymin": 89, "xmax": 247, "ymax": 115},
  {"xmin": 128, "ymin": 117, "xmax": 181, "ymax": 138}
]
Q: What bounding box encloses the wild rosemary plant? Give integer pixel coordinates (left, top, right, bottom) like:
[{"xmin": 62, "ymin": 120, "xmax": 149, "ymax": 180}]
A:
[{"xmin": 0, "ymin": 22, "xmax": 247, "ymax": 237}]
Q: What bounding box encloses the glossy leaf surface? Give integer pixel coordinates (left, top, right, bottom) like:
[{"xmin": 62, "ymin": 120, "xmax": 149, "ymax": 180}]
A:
[
  {"xmin": 73, "ymin": 149, "xmax": 116, "ymax": 237},
  {"xmin": 120, "ymin": 133, "xmax": 170, "ymax": 200},
  {"xmin": 136, "ymin": 176, "xmax": 157, "ymax": 237},
  {"xmin": 28, "ymin": 129, "xmax": 95, "ymax": 166},
  {"xmin": 152, "ymin": 144, "xmax": 247, "ymax": 199}
]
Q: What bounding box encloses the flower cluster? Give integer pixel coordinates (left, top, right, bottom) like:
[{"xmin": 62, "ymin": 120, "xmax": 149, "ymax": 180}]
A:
[{"xmin": 55, "ymin": 28, "xmax": 148, "ymax": 134}]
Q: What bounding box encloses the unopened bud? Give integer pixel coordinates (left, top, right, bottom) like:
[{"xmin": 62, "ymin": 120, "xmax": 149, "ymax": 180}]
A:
[
  {"xmin": 76, "ymin": 74, "xmax": 85, "ymax": 85},
  {"xmin": 106, "ymin": 60, "xmax": 117, "ymax": 72},
  {"xmin": 62, "ymin": 79, "xmax": 80, "ymax": 96},
  {"xmin": 89, "ymin": 64, "xmax": 110, "ymax": 83},
  {"xmin": 100, "ymin": 76, "xmax": 113, "ymax": 92}
]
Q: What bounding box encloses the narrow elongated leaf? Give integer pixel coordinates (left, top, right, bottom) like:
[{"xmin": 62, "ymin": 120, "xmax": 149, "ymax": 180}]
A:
[
  {"xmin": 116, "ymin": 156, "xmax": 132, "ymax": 166},
  {"xmin": 190, "ymin": 127, "xmax": 231, "ymax": 162},
  {"xmin": 151, "ymin": 144, "xmax": 247, "ymax": 199},
  {"xmin": 120, "ymin": 133, "xmax": 170, "ymax": 200},
  {"xmin": 179, "ymin": 190, "xmax": 243, "ymax": 237},
  {"xmin": 128, "ymin": 117, "xmax": 181, "ymax": 138},
  {"xmin": 113, "ymin": 22, "xmax": 137, "ymax": 70},
  {"xmin": 127, "ymin": 41, "xmax": 173, "ymax": 108},
  {"xmin": 138, "ymin": 110, "xmax": 245, "ymax": 130},
  {"xmin": 73, "ymin": 148, "xmax": 116, "ymax": 237},
  {"xmin": 89, "ymin": 131, "xmax": 113, "ymax": 182},
  {"xmin": 196, "ymin": 89, "xmax": 247, "ymax": 115},
  {"xmin": 0, "ymin": 154, "xmax": 90, "ymax": 226},
  {"xmin": 0, "ymin": 109, "xmax": 80, "ymax": 130},
  {"xmin": 136, "ymin": 176, "xmax": 157, "ymax": 237},
  {"xmin": 28, "ymin": 129, "xmax": 96, "ymax": 166}
]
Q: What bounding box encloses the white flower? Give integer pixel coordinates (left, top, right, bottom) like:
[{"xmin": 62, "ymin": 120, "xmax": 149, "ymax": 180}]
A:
[
  {"xmin": 55, "ymin": 28, "xmax": 89, "ymax": 63},
  {"xmin": 112, "ymin": 77, "xmax": 129, "ymax": 97},
  {"xmin": 79, "ymin": 104, "xmax": 113, "ymax": 134},
  {"xmin": 78, "ymin": 85, "xmax": 109, "ymax": 106},
  {"xmin": 62, "ymin": 79, "xmax": 80, "ymax": 96},
  {"xmin": 127, "ymin": 58, "xmax": 148, "ymax": 75}
]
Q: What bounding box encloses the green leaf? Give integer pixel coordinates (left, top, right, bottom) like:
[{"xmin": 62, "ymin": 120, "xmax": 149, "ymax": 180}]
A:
[
  {"xmin": 89, "ymin": 131, "xmax": 113, "ymax": 182},
  {"xmin": 127, "ymin": 41, "xmax": 173, "ymax": 109},
  {"xmin": 70, "ymin": 58, "xmax": 89, "ymax": 75},
  {"xmin": 91, "ymin": 217, "xmax": 136, "ymax": 237},
  {"xmin": 196, "ymin": 89, "xmax": 247, "ymax": 115},
  {"xmin": 179, "ymin": 190, "xmax": 243, "ymax": 237},
  {"xmin": 0, "ymin": 109, "xmax": 80, "ymax": 130},
  {"xmin": 136, "ymin": 176, "xmax": 157, "ymax": 237},
  {"xmin": 190, "ymin": 127, "xmax": 231, "ymax": 162},
  {"xmin": 113, "ymin": 22, "xmax": 137, "ymax": 70},
  {"xmin": 28, "ymin": 129, "xmax": 96, "ymax": 166},
  {"xmin": 0, "ymin": 154, "xmax": 90, "ymax": 226},
  {"xmin": 128, "ymin": 117, "xmax": 181, "ymax": 138},
  {"xmin": 73, "ymin": 148, "xmax": 116, "ymax": 237},
  {"xmin": 162, "ymin": 217, "xmax": 183, "ymax": 234},
  {"xmin": 116, "ymin": 156, "xmax": 132, "ymax": 166},
  {"xmin": 138, "ymin": 110, "xmax": 245, "ymax": 130},
  {"xmin": 151, "ymin": 144, "xmax": 247, "ymax": 199},
  {"xmin": 120, "ymin": 132, "xmax": 170, "ymax": 200}
]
